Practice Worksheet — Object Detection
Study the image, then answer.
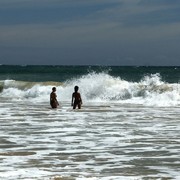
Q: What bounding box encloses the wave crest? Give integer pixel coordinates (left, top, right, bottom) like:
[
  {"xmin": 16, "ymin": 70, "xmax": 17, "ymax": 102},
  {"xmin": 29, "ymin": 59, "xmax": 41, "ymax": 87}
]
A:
[{"xmin": 0, "ymin": 72, "xmax": 180, "ymax": 106}]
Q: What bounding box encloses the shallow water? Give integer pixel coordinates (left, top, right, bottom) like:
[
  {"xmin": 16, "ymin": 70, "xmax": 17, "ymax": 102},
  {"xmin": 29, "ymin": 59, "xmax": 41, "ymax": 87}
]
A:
[{"xmin": 0, "ymin": 99, "xmax": 180, "ymax": 180}]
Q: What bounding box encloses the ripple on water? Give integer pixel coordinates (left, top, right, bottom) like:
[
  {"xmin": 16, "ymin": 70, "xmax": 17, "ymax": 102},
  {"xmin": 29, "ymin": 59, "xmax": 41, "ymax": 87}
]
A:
[{"xmin": 0, "ymin": 102, "xmax": 180, "ymax": 179}]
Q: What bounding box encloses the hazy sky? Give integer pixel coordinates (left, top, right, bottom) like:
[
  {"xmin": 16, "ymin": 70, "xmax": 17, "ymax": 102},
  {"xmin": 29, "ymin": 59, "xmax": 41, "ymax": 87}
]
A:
[{"xmin": 1, "ymin": 0, "xmax": 180, "ymax": 65}]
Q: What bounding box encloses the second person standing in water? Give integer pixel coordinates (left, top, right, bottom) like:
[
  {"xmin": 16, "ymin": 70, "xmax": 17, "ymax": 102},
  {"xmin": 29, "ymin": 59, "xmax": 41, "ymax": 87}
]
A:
[
  {"xmin": 50, "ymin": 87, "xmax": 59, "ymax": 108},
  {"xmin": 71, "ymin": 86, "xmax": 82, "ymax": 109}
]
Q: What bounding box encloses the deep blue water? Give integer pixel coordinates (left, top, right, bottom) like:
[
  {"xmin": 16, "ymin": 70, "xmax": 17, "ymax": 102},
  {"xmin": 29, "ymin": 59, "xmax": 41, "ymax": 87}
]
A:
[{"xmin": 0, "ymin": 65, "xmax": 180, "ymax": 83}]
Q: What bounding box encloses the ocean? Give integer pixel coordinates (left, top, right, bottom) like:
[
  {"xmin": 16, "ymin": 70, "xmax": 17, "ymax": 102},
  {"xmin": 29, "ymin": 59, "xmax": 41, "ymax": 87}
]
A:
[{"xmin": 0, "ymin": 65, "xmax": 180, "ymax": 180}]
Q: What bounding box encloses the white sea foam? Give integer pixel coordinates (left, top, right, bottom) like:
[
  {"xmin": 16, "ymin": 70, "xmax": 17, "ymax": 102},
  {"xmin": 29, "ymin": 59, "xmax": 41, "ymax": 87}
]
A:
[
  {"xmin": 1, "ymin": 72, "xmax": 180, "ymax": 106},
  {"xmin": 1, "ymin": 69, "xmax": 180, "ymax": 180},
  {"xmin": 0, "ymin": 94, "xmax": 179, "ymax": 179}
]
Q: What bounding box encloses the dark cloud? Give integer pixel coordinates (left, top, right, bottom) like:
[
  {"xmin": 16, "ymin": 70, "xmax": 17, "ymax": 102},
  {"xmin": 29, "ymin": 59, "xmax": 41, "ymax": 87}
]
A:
[
  {"xmin": 138, "ymin": 0, "xmax": 180, "ymax": 6},
  {"xmin": 0, "ymin": 1, "xmax": 120, "ymax": 25},
  {"xmin": 0, "ymin": 0, "xmax": 180, "ymax": 65},
  {"xmin": 123, "ymin": 7, "xmax": 180, "ymax": 27}
]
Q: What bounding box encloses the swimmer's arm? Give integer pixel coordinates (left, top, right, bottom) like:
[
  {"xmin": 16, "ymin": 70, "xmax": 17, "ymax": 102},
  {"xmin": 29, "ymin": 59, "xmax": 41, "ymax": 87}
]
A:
[
  {"xmin": 50, "ymin": 93, "xmax": 53, "ymax": 103},
  {"xmin": 79, "ymin": 94, "xmax": 82, "ymax": 104},
  {"xmin": 71, "ymin": 93, "xmax": 74, "ymax": 106},
  {"xmin": 56, "ymin": 98, "xmax": 59, "ymax": 106},
  {"xmin": 54, "ymin": 93, "xmax": 59, "ymax": 105}
]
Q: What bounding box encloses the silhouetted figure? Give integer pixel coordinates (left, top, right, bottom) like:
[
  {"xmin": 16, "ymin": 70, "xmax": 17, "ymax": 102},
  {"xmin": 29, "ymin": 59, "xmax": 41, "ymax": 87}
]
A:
[
  {"xmin": 50, "ymin": 87, "xmax": 59, "ymax": 108},
  {"xmin": 71, "ymin": 86, "xmax": 82, "ymax": 109}
]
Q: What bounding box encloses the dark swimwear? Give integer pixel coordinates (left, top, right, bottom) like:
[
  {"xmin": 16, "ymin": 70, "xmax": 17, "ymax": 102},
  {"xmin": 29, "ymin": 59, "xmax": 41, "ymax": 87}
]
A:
[
  {"xmin": 73, "ymin": 100, "xmax": 81, "ymax": 109},
  {"xmin": 50, "ymin": 100, "xmax": 58, "ymax": 108}
]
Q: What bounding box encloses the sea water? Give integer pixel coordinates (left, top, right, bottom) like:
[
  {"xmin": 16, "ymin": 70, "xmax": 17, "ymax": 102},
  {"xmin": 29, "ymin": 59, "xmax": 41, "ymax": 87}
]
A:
[{"xmin": 0, "ymin": 65, "xmax": 180, "ymax": 180}]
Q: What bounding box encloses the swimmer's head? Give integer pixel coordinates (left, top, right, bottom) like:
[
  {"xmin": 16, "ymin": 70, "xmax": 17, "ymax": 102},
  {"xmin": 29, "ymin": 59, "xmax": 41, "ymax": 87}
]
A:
[
  {"xmin": 52, "ymin": 87, "xmax": 56, "ymax": 92},
  {"xmin": 74, "ymin": 86, "xmax": 79, "ymax": 92}
]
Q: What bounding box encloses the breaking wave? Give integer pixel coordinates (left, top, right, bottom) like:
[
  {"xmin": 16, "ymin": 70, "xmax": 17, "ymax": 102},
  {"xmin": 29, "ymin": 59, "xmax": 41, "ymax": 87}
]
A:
[{"xmin": 0, "ymin": 72, "xmax": 180, "ymax": 106}]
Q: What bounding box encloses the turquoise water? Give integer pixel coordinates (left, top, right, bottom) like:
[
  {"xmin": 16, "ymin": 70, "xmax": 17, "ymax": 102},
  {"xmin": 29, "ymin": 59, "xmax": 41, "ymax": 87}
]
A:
[
  {"xmin": 0, "ymin": 65, "xmax": 180, "ymax": 179},
  {"xmin": 1, "ymin": 65, "xmax": 180, "ymax": 82}
]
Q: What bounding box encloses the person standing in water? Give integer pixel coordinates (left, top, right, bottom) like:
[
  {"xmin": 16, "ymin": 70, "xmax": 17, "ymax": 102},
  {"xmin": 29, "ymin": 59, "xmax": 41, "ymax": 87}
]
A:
[
  {"xmin": 50, "ymin": 87, "xmax": 59, "ymax": 108},
  {"xmin": 71, "ymin": 86, "xmax": 82, "ymax": 109}
]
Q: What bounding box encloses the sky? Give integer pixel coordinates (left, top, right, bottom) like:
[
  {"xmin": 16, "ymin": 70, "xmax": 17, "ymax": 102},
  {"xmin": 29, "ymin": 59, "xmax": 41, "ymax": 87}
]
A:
[{"xmin": 0, "ymin": 0, "xmax": 180, "ymax": 66}]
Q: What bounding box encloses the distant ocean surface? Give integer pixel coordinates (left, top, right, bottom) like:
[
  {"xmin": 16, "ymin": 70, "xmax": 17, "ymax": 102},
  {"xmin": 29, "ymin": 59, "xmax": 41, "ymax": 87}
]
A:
[{"xmin": 0, "ymin": 65, "xmax": 180, "ymax": 180}]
